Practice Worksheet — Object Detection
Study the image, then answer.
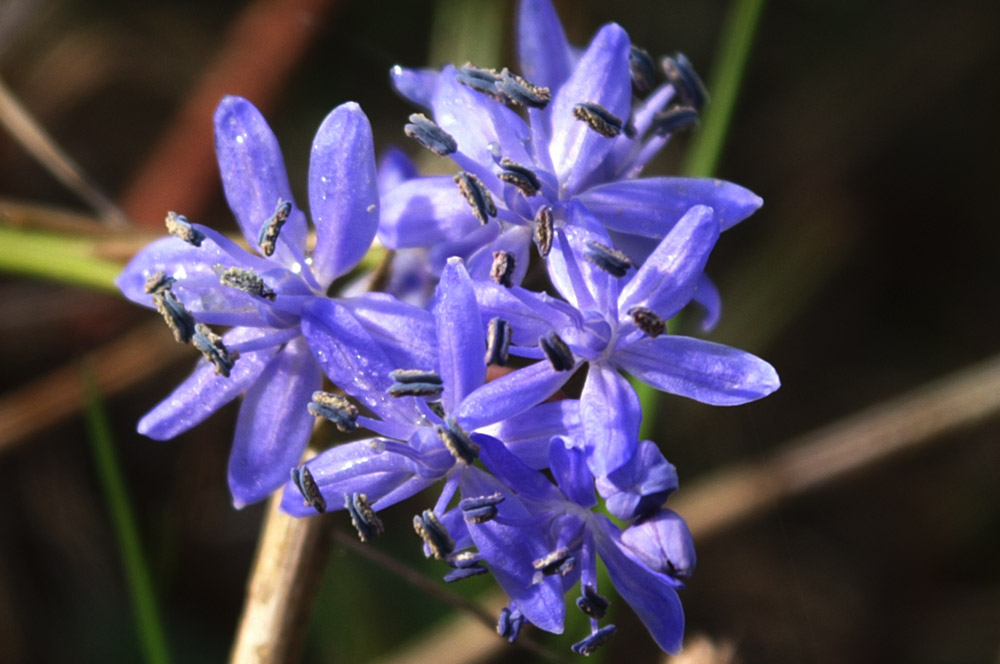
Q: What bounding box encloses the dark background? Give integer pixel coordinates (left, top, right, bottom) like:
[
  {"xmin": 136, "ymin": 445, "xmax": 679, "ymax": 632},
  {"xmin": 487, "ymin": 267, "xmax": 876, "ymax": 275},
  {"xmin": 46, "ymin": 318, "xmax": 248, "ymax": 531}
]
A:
[{"xmin": 1, "ymin": 0, "xmax": 998, "ymax": 661}]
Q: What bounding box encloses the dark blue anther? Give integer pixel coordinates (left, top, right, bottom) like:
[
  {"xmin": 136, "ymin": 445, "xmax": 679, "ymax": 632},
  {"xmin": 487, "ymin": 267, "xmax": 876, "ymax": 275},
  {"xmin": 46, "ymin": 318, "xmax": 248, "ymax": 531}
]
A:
[
  {"xmin": 290, "ymin": 466, "xmax": 326, "ymax": 513},
  {"xmin": 456, "ymin": 64, "xmax": 503, "ymax": 100},
  {"xmin": 495, "ymin": 68, "xmax": 551, "ymax": 109},
  {"xmin": 533, "ymin": 205, "xmax": 554, "ymax": 257},
  {"xmin": 453, "ymin": 171, "xmax": 497, "ymax": 225},
  {"xmin": 629, "ymin": 45, "xmax": 657, "ymax": 95},
  {"xmin": 571, "ymin": 625, "xmax": 617, "ymax": 656},
  {"xmin": 497, "ymin": 607, "xmax": 525, "ymax": 643},
  {"xmin": 485, "ymin": 317, "xmax": 512, "ymax": 367},
  {"xmin": 191, "ymin": 323, "xmax": 236, "ymax": 377},
  {"xmin": 490, "ymin": 251, "xmax": 516, "ymax": 287},
  {"xmin": 584, "ymin": 241, "xmax": 632, "ymax": 277},
  {"xmin": 404, "ymin": 113, "xmax": 458, "ymax": 156},
  {"xmin": 345, "ymin": 492, "xmax": 384, "ymax": 542},
  {"xmin": 460, "ymin": 492, "xmax": 504, "ymax": 524},
  {"xmin": 572, "ymin": 102, "xmax": 623, "ymax": 138},
  {"xmin": 153, "ymin": 288, "xmax": 195, "ymax": 344},
  {"xmin": 539, "ymin": 331, "xmax": 574, "ymax": 372},
  {"xmin": 661, "ymin": 53, "xmax": 708, "ymax": 109},
  {"xmin": 443, "ymin": 564, "xmax": 489, "ymax": 582},
  {"xmin": 532, "ymin": 547, "xmax": 575, "ymax": 576},
  {"xmin": 627, "ymin": 306, "xmax": 667, "ymax": 338},
  {"xmin": 576, "ymin": 584, "xmax": 610, "ymax": 619},
  {"xmin": 435, "ymin": 416, "xmax": 480, "ymax": 465},
  {"xmin": 413, "ymin": 509, "xmax": 454, "ymax": 559},
  {"xmin": 216, "ymin": 265, "xmax": 276, "ymax": 300},
  {"xmin": 652, "ymin": 105, "xmax": 699, "ymax": 136},
  {"xmin": 307, "ymin": 391, "xmax": 359, "ymax": 432},
  {"xmin": 143, "ymin": 271, "xmax": 175, "ymax": 295},
  {"xmin": 497, "ymin": 157, "xmax": 541, "ymax": 197},
  {"xmin": 445, "ymin": 551, "xmax": 482, "ymax": 569},
  {"xmin": 257, "ymin": 199, "xmax": 292, "ymax": 257},
  {"xmin": 387, "ymin": 369, "xmax": 444, "ymax": 397},
  {"xmin": 165, "ymin": 211, "xmax": 205, "ymax": 246}
]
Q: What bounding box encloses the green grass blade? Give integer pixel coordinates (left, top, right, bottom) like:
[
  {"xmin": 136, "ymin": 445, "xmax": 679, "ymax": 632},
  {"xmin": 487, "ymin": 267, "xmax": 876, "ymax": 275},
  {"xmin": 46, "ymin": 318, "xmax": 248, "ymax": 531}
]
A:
[
  {"xmin": 83, "ymin": 368, "xmax": 171, "ymax": 664},
  {"xmin": 0, "ymin": 225, "xmax": 121, "ymax": 292}
]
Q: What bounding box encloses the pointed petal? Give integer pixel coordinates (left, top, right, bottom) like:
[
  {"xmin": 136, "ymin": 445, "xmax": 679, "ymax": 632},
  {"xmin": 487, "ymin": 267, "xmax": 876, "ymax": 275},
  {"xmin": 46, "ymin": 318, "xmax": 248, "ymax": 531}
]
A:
[
  {"xmin": 548, "ymin": 24, "xmax": 631, "ymax": 195},
  {"xmin": 471, "ymin": 280, "xmax": 577, "ymax": 346},
  {"xmin": 456, "ymin": 360, "xmax": 573, "ymax": 430},
  {"xmin": 465, "ymin": 225, "xmax": 532, "ymax": 286},
  {"xmin": 549, "ymin": 438, "xmax": 596, "ymax": 507},
  {"xmin": 228, "ymin": 338, "xmax": 321, "ymax": 507},
  {"xmin": 479, "ymin": 399, "xmax": 580, "ymax": 470},
  {"xmin": 378, "ymin": 176, "xmax": 481, "ymax": 249},
  {"xmin": 546, "ymin": 200, "xmax": 620, "ymax": 314},
  {"xmin": 579, "ymin": 177, "xmax": 763, "ymax": 237},
  {"xmin": 593, "ymin": 516, "xmax": 685, "ymax": 654},
  {"xmin": 580, "ymin": 364, "xmax": 640, "ymax": 478},
  {"xmin": 691, "ymin": 274, "xmax": 722, "ymax": 332},
  {"xmin": 214, "ymin": 96, "xmax": 307, "ymax": 264},
  {"xmin": 309, "ymin": 102, "xmax": 379, "ymax": 284},
  {"xmin": 137, "ymin": 327, "xmax": 280, "ymax": 440},
  {"xmin": 377, "ymin": 146, "xmax": 419, "ymax": 191},
  {"xmin": 516, "ymin": 0, "xmax": 574, "ymax": 92},
  {"xmin": 435, "ymin": 258, "xmax": 486, "ymax": 411},
  {"xmin": 338, "ymin": 292, "xmax": 437, "ymax": 371},
  {"xmin": 390, "ymin": 65, "xmax": 440, "ymax": 109},
  {"xmin": 616, "ymin": 335, "xmax": 780, "ymax": 405},
  {"xmin": 618, "ymin": 205, "xmax": 718, "ymax": 318}
]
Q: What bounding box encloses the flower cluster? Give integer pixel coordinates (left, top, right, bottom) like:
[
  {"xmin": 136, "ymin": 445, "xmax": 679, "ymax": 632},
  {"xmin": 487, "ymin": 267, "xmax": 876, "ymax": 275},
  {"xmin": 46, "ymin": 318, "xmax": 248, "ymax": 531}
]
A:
[{"xmin": 118, "ymin": 0, "xmax": 779, "ymax": 655}]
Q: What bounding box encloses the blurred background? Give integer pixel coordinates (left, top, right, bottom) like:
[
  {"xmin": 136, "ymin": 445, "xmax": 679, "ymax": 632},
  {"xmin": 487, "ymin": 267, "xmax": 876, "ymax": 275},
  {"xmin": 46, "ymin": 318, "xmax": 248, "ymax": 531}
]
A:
[{"xmin": 1, "ymin": 0, "xmax": 998, "ymax": 661}]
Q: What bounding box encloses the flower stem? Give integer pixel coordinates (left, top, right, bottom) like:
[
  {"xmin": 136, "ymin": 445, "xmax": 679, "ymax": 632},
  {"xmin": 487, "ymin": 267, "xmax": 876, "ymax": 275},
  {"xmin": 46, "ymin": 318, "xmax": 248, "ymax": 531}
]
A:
[{"xmin": 82, "ymin": 367, "xmax": 171, "ymax": 664}]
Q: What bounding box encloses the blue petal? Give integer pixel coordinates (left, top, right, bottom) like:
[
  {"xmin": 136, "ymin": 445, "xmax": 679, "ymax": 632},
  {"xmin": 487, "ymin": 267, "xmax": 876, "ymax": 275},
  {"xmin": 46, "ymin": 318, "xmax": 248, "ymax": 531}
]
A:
[
  {"xmin": 479, "ymin": 399, "xmax": 580, "ymax": 470},
  {"xmin": 546, "ymin": 200, "xmax": 620, "ymax": 315},
  {"xmin": 593, "ymin": 516, "xmax": 685, "ymax": 654},
  {"xmin": 337, "ymin": 293, "xmax": 437, "ymax": 371},
  {"xmin": 579, "ymin": 363, "xmax": 640, "ymax": 478},
  {"xmin": 137, "ymin": 327, "xmax": 280, "ymax": 440},
  {"xmin": 476, "ymin": 433, "xmax": 560, "ymax": 503},
  {"xmin": 615, "ymin": 335, "xmax": 781, "ymax": 406},
  {"xmin": 228, "ymin": 337, "xmax": 321, "ymax": 507},
  {"xmin": 464, "ymin": 225, "xmax": 533, "ymax": 286},
  {"xmin": 471, "ymin": 280, "xmax": 577, "ymax": 346},
  {"xmin": 549, "ymin": 437, "xmax": 596, "ymax": 507},
  {"xmin": 618, "ymin": 205, "xmax": 718, "ymax": 319},
  {"xmin": 435, "ymin": 258, "xmax": 486, "ymax": 411},
  {"xmin": 516, "ymin": 0, "xmax": 575, "ymax": 92},
  {"xmin": 378, "ymin": 176, "xmax": 481, "ymax": 249},
  {"xmin": 579, "ymin": 177, "xmax": 763, "ymax": 237},
  {"xmin": 456, "ymin": 360, "xmax": 574, "ymax": 430},
  {"xmin": 213, "ymin": 96, "xmax": 308, "ymax": 266},
  {"xmin": 691, "ymin": 274, "xmax": 722, "ymax": 332},
  {"xmin": 390, "ymin": 65, "xmax": 440, "ymax": 109},
  {"xmin": 595, "ymin": 440, "xmax": 678, "ymax": 521},
  {"xmin": 309, "ymin": 102, "xmax": 379, "ymax": 285},
  {"xmin": 377, "ymin": 146, "xmax": 419, "ymax": 191},
  {"xmin": 548, "ymin": 23, "xmax": 631, "ymax": 195}
]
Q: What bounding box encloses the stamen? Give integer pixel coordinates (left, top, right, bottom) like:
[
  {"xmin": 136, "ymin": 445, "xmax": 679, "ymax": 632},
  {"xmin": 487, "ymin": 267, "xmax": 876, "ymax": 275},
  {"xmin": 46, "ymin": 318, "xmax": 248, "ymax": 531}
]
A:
[
  {"xmin": 412, "ymin": 509, "xmax": 454, "ymax": 559},
  {"xmin": 165, "ymin": 211, "xmax": 205, "ymax": 246},
  {"xmin": 652, "ymin": 105, "xmax": 699, "ymax": 136},
  {"xmin": 459, "ymin": 492, "xmax": 504, "ymax": 524},
  {"xmin": 453, "ymin": 171, "xmax": 497, "ymax": 225},
  {"xmin": 143, "ymin": 271, "xmax": 175, "ymax": 295},
  {"xmin": 495, "ymin": 68, "xmax": 551, "ymax": 109},
  {"xmin": 533, "ymin": 205, "xmax": 554, "ymax": 257},
  {"xmin": 404, "ymin": 113, "xmax": 458, "ymax": 156},
  {"xmin": 576, "ymin": 585, "xmax": 610, "ymax": 619},
  {"xmin": 290, "ymin": 466, "xmax": 326, "ymax": 513},
  {"xmin": 572, "ymin": 102, "xmax": 623, "ymax": 138},
  {"xmin": 627, "ymin": 306, "xmax": 667, "ymax": 338},
  {"xmin": 152, "ymin": 288, "xmax": 195, "ymax": 344},
  {"xmin": 584, "ymin": 241, "xmax": 632, "ymax": 277},
  {"xmin": 427, "ymin": 401, "xmax": 446, "ymax": 419},
  {"xmin": 532, "ymin": 547, "xmax": 575, "ymax": 576},
  {"xmin": 661, "ymin": 53, "xmax": 708, "ymax": 109},
  {"xmin": 571, "ymin": 625, "xmax": 617, "ymax": 656},
  {"xmin": 387, "ymin": 369, "xmax": 444, "ymax": 398},
  {"xmin": 445, "ymin": 551, "xmax": 482, "ymax": 568},
  {"xmin": 443, "ymin": 564, "xmax": 489, "ymax": 582},
  {"xmin": 490, "ymin": 251, "xmax": 516, "ymax": 287},
  {"xmin": 484, "ymin": 317, "xmax": 512, "ymax": 367},
  {"xmin": 629, "ymin": 46, "xmax": 657, "ymax": 95},
  {"xmin": 308, "ymin": 391, "xmax": 359, "ymax": 432},
  {"xmin": 257, "ymin": 199, "xmax": 292, "ymax": 257},
  {"xmin": 497, "ymin": 607, "xmax": 525, "ymax": 643},
  {"xmin": 497, "ymin": 157, "xmax": 541, "ymax": 197},
  {"xmin": 539, "ymin": 331, "xmax": 574, "ymax": 372},
  {"xmin": 435, "ymin": 416, "xmax": 480, "ymax": 465},
  {"xmin": 456, "ymin": 64, "xmax": 503, "ymax": 101},
  {"xmin": 191, "ymin": 323, "xmax": 237, "ymax": 377},
  {"xmin": 216, "ymin": 266, "xmax": 276, "ymax": 300},
  {"xmin": 345, "ymin": 492, "xmax": 384, "ymax": 542}
]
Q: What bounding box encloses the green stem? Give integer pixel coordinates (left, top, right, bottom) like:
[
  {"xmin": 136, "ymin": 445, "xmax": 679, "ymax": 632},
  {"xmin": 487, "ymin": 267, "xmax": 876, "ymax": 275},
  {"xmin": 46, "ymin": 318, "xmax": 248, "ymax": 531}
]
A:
[
  {"xmin": 639, "ymin": 0, "xmax": 767, "ymax": 439},
  {"xmin": 0, "ymin": 225, "xmax": 121, "ymax": 292},
  {"xmin": 83, "ymin": 368, "xmax": 171, "ymax": 664}
]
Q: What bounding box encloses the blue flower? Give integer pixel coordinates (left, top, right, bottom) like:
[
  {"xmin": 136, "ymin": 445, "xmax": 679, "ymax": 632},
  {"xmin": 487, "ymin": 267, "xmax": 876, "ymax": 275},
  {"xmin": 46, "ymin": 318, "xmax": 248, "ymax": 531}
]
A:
[
  {"xmin": 381, "ymin": 0, "xmax": 761, "ymax": 295},
  {"xmin": 117, "ymin": 96, "xmax": 381, "ymax": 507}
]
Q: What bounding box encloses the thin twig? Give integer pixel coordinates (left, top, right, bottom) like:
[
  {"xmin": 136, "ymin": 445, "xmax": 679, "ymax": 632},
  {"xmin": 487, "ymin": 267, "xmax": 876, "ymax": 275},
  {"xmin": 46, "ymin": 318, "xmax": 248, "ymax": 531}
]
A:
[
  {"xmin": 230, "ymin": 493, "xmax": 331, "ymax": 664},
  {"xmin": 0, "ymin": 77, "xmax": 128, "ymax": 227}
]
